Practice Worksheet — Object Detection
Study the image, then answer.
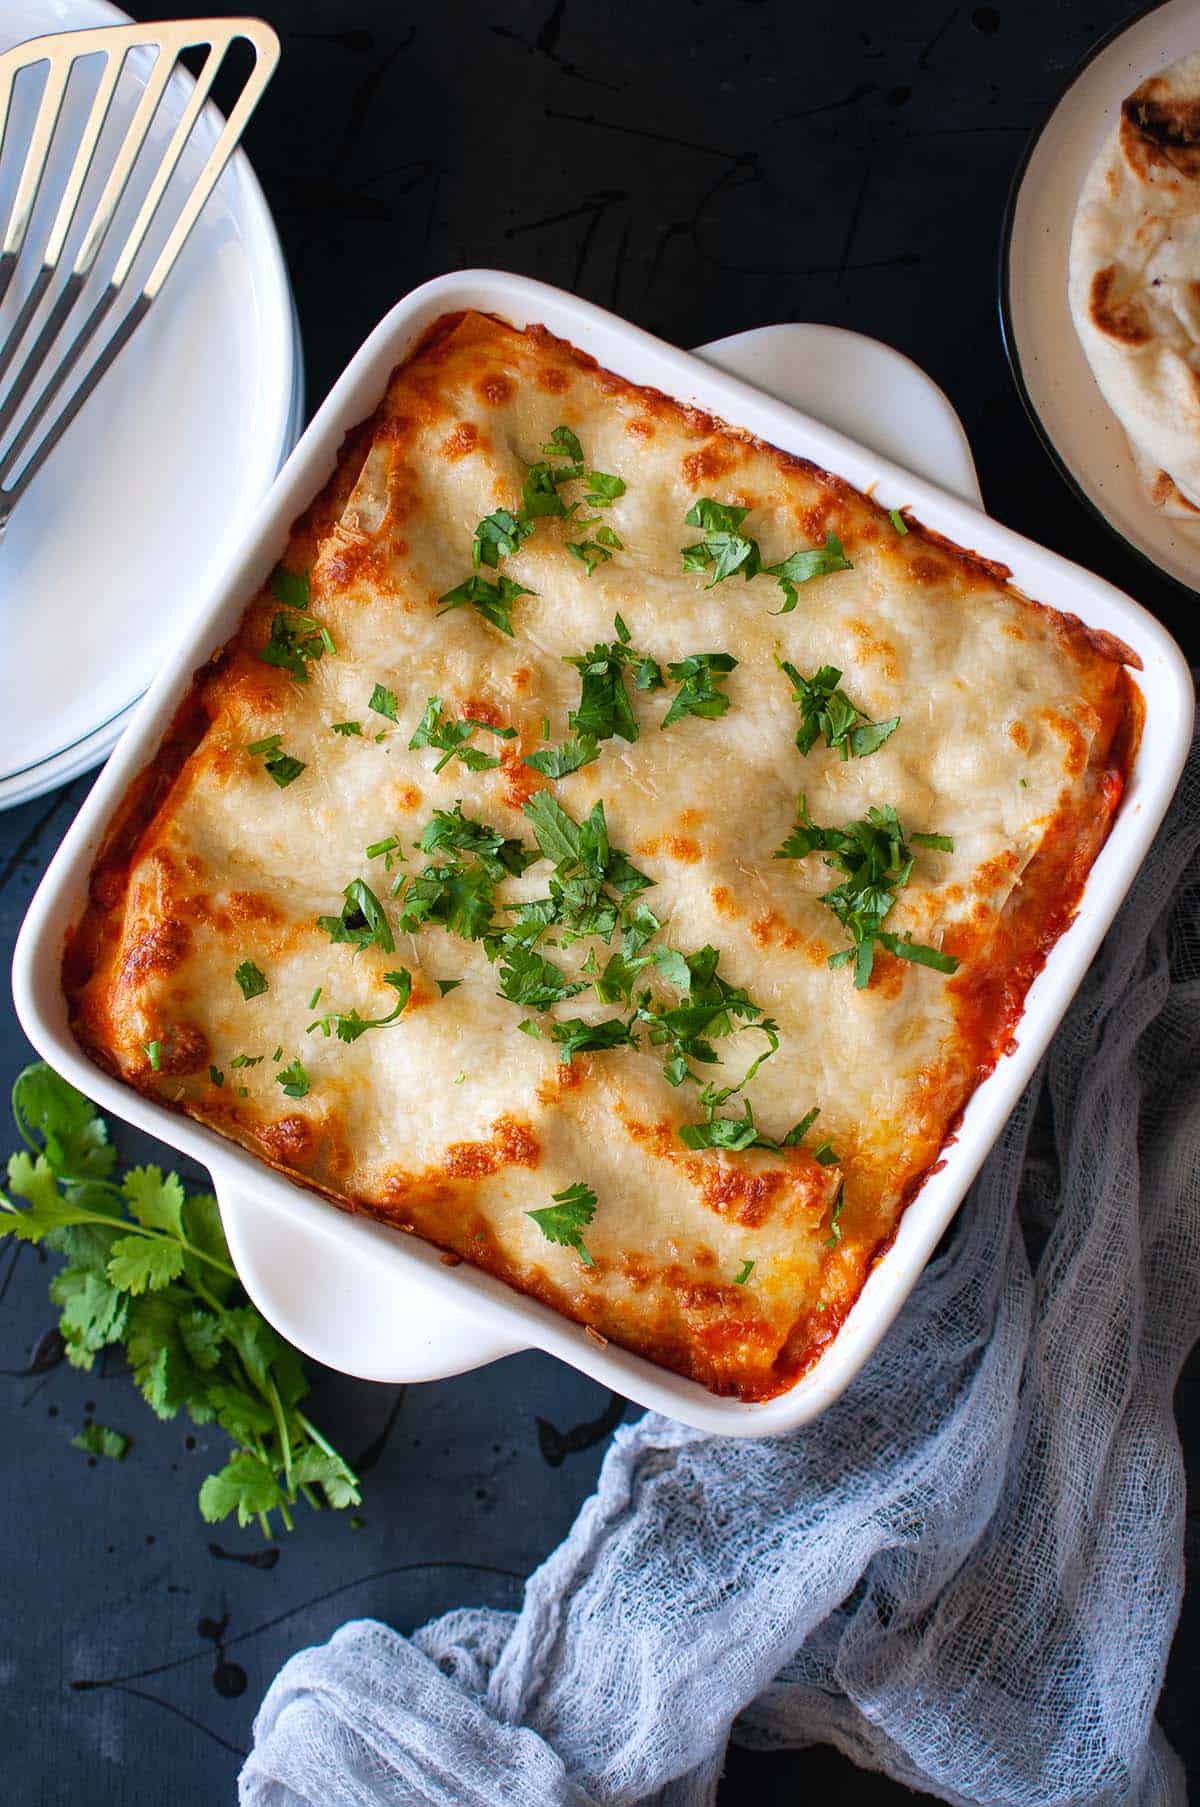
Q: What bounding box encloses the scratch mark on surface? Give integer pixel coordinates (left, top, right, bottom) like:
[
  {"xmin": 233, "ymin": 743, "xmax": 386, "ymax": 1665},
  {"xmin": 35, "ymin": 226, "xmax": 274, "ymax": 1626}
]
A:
[
  {"xmin": 536, "ymin": 1390, "xmax": 626, "ymax": 1466},
  {"xmin": 70, "ymin": 1560, "xmax": 525, "ymax": 1691},
  {"xmin": 0, "ymin": 780, "xmax": 87, "ymax": 899},
  {"xmin": 95, "ymin": 1683, "xmax": 249, "ymax": 1758},
  {"xmin": 776, "ymin": 82, "xmax": 878, "ymax": 125},
  {"xmin": 837, "ymin": 150, "xmax": 875, "ymax": 287},
  {"xmin": 918, "ymin": 5, "xmax": 959, "ymax": 69},
  {"xmin": 351, "ymin": 1386, "xmax": 406, "ymax": 1476},
  {"xmin": 545, "ymin": 107, "xmax": 741, "ymax": 162}
]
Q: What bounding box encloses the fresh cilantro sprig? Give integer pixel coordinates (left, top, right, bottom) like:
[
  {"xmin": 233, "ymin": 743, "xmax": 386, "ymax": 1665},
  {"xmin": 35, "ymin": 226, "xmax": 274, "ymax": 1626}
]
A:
[
  {"xmin": 566, "ymin": 523, "xmax": 623, "ymax": 576},
  {"xmin": 680, "ymin": 498, "xmax": 852, "ymax": 611},
  {"xmin": 775, "ymin": 796, "xmax": 959, "ymax": 988},
  {"xmin": 392, "ymin": 805, "xmax": 533, "ymax": 944},
  {"xmin": 409, "ymin": 697, "xmax": 516, "ymax": 774},
  {"xmin": 776, "ymin": 659, "xmax": 899, "ymax": 760},
  {"xmin": 527, "ymin": 1180, "xmax": 597, "ymax": 1267},
  {"xmin": 269, "ymin": 564, "xmax": 310, "ymax": 612},
  {"xmin": 0, "ymin": 1064, "xmax": 361, "ymax": 1535},
  {"xmin": 234, "ymin": 961, "xmax": 268, "ymax": 1001}
]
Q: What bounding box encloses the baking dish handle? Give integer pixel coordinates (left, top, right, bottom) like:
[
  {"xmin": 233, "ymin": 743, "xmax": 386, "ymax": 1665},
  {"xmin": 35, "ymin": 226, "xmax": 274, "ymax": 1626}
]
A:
[{"xmin": 213, "ymin": 1168, "xmax": 529, "ymax": 1383}]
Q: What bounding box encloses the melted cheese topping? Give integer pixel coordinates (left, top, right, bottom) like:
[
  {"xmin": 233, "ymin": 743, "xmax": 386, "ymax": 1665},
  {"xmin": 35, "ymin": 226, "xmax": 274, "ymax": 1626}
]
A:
[{"xmin": 66, "ymin": 311, "xmax": 1135, "ymax": 1400}]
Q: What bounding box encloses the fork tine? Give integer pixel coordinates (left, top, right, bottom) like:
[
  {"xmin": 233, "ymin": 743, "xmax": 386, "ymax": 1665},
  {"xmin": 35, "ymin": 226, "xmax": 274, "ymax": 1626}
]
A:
[{"xmin": 0, "ymin": 19, "xmax": 280, "ymax": 512}]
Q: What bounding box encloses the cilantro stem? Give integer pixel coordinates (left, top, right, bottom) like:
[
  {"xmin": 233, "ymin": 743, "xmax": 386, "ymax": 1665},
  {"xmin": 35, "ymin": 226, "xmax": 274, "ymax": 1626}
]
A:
[
  {"xmin": 6, "ymin": 1200, "xmax": 241, "ymax": 1281},
  {"xmin": 296, "ymin": 1409, "xmax": 361, "ymax": 1488},
  {"xmin": 266, "ymin": 1373, "xmax": 295, "ymax": 1498}
]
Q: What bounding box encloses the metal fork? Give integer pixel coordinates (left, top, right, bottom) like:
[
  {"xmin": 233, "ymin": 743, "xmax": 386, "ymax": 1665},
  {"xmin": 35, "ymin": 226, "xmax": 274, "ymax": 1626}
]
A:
[{"xmin": 0, "ymin": 16, "xmax": 279, "ymax": 537}]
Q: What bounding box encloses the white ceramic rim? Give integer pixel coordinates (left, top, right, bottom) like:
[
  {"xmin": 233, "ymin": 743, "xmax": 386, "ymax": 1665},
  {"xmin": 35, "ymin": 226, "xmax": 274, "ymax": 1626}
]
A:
[
  {"xmin": 0, "ymin": 0, "xmax": 303, "ymax": 808},
  {"xmin": 12, "ymin": 270, "xmax": 1194, "ymax": 1435}
]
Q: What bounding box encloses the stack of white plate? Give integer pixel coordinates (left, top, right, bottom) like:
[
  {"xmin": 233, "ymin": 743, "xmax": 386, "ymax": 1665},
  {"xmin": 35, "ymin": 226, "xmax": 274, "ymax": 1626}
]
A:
[{"xmin": 0, "ymin": 0, "xmax": 303, "ymax": 811}]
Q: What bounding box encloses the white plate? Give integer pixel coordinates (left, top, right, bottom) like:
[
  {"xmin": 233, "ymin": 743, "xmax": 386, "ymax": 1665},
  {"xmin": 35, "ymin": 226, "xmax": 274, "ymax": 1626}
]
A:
[
  {"xmin": 14, "ymin": 271, "xmax": 1191, "ymax": 1436},
  {"xmin": 0, "ymin": 0, "xmax": 303, "ymax": 811},
  {"xmin": 1001, "ymin": 0, "xmax": 1200, "ymax": 593}
]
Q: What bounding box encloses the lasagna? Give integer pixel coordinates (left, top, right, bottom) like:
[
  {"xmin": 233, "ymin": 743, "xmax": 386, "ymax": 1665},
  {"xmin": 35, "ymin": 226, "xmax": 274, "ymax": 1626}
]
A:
[{"xmin": 65, "ymin": 311, "xmax": 1138, "ymax": 1401}]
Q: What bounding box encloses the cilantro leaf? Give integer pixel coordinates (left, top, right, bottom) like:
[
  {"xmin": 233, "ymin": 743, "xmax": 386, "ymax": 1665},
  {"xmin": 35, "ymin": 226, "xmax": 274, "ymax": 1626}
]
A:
[
  {"xmin": 566, "ymin": 639, "xmax": 641, "ymax": 742},
  {"xmin": 527, "ymin": 1181, "xmax": 597, "ymax": 1266},
  {"xmin": 73, "ymin": 1423, "xmax": 129, "ymax": 1461},
  {"xmin": 889, "ymin": 508, "xmax": 908, "ymax": 535},
  {"xmin": 437, "ymin": 573, "xmax": 534, "ymax": 636},
  {"xmin": 317, "ymin": 879, "xmax": 395, "ymax": 953},
  {"xmin": 826, "ymin": 1183, "xmax": 846, "ymax": 1247},
  {"xmin": 234, "ymin": 960, "xmax": 268, "ymax": 1000},
  {"xmin": 523, "ymin": 736, "xmax": 600, "ymax": 777},
  {"xmin": 662, "ymin": 652, "xmax": 737, "ymax": 727},
  {"xmin": 409, "ymin": 697, "xmax": 513, "ymax": 773},
  {"xmin": 766, "ymin": 532, "xmax": 852, "ymax": 613},
  {"xmin": 307, "ymin": 969, "xmax": 412, "ymax": 1043},
  {"xmin": 275, "ymin": 1060, "xmax": 310, "ymax": 1099},
  {"xmin": 774, "ymin": 797, "xmax": 959, "ymax": 987},
  {"xmin": 331, "ymin": 720, "xmax": 363, "ymax": 737},
  {"xmin": 12, "ymin": 1066, "xmax": 114, "ymax": 1181},
  {"xmin": 472, "ymin": 508, "xmax": 533, "ymax": 569},
  {"xmin": 122, "ymin": 1166, "xmax": 186, "ymax": 1240},
  {"xmin": 734, "ymin": 1258, "xmax": 755, "ymax": 1285},
  {"xmin": 582, "ymin": 471, "xmax": 625, "ymax": 508},
  {"xmin": 270, "ymin": 565, "xmax": 310, "ymax": 611},
  {"xmin": 106, "ymin": 1235, "xmax": 187, "ymax": 1294},
  {"xmin": 199, "ymin": 1452, "xmax": 283, "ymax": 1528},
  {"xmin": 776, "ymin": 659, "xmax": 899, "ymax": 760},
  {"xmin": 258, "ymin": 611, "xmax": 333, "ymax": 682},
  {"xmin": 247, "ymin": 736, "xmax": 306, "ymax": 788},
  {"xmin": 681, "ymin": 498, "xmax": 763, "ymax": 586},
  {"xmin": 497, "ymin": 946, "xmax": 587, "ymax": 1009},
  {"xmin": 418, "ymin": 804, "xmax": 530, "ymax": 877},
  {"xmin": 549, "ymin": 1016, "xmax": 637, "ymax": 1062},
  {"xmin": 566, "ymin": 538, "xmax": 614, "ymax": 577},
  {"xmin": 369, "ymin": 682, "xmax": 399, "ymax": 722},
  {"xmin": 542, "ymin": 425, "xmax": 583, "ymax": 462}
]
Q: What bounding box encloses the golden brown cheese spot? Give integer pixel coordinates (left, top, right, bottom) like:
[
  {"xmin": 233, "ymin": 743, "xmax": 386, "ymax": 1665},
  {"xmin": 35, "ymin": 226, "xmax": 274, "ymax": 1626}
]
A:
[
  {"xmin": 679, "ymin": 807, "xmax": 704, "ymax": 829},
  {"xmin": 145, "ymin": 1022, "xmax": 209, "ymax": 1077},
  {"xmin": 536, "ymin": 1059, "xmax": 587, "ymax": 1104},
  {"xmin": 535, "ymin": 365, "xmax": 570, "ymax": 394},
  {"xmin": 225, "ymin": 890, "xmax": 284, "ymax": 928},
  {"xmin": 322, "ymin": 535, "xmax": 397, "ymax": 592},
  {"xmin": 909, "ymin": 555, "xmax": 950, "ymax": 586},
  {"xmin": 636, "ymin": 834, "xmax": 702, "ymax": 863},
  {"xmin": 475, "ymin": 373, "xmax": 514, "ymax": 407},
  {"xmin": 1088, "ymin": 265, "xmax": 1152, "ymax": 346},
  {"xmin": 501, "ymin": 744, "xmax": 544, "ymax": 808},
  {"xmin": 1007, "ymin": 720, "xmax": 1031, "ymax": 751},
  {"xmin": 710, "ymin": 884, "xmax": 739, "ymax": 918},
  {"xmin": 258, "ymin": 1114, "xmax": 318, "ymax": 1168},
  {"xmin": 750, "ymin": 910, "xmax": 801, "ymax": 951},
  {"xmin": 121, "ymin": 919, "xmax": 190, "ymax": 986},
  {"xmin": 394, "ymin": 784, "xmax": 423, "ymax": 811},
  {"xmin": 461, "ymin": 696, "xmax": 503, "ymax": 727},
  {"xmin": 625, "ymin": 417, "xmax": 656, "ymax": 441},
  {"xmin": 1038, "ymin": 706, "xmax": 1088, "ymax": 777},
  {"xmin": 510, "ymin": 666, "xmax": 533, "ymax": 693},
  {"xmin": 845, "ymin": 618, "xmax": 900, "ymax": 680},
  {"xmin": 682, "ymin": 443, "xmax": 735, "ymax": 485},
  {"xmin": 441, "ymin": 1116, "xmax": 540, "ymax": 1180},
  {"xmin": 441, "ymin": 422, "xmax": 481, "ymax": 460},
  {"xmin": 1121, "ymin": 78, "xmax": 1200, "ymax": 180}
]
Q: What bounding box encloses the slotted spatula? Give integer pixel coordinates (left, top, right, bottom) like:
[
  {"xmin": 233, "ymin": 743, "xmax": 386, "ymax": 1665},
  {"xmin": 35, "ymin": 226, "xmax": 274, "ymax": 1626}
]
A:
[{"xmin": 0, "ymin": 16, "xmax": 279, "ymax": 536}]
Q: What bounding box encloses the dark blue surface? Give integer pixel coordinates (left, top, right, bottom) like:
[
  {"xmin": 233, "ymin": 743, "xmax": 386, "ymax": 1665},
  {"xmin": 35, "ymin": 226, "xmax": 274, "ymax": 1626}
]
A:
[{"xmin": 1, "ymin": 3, "xmax": 1196, "ymax": 1801}]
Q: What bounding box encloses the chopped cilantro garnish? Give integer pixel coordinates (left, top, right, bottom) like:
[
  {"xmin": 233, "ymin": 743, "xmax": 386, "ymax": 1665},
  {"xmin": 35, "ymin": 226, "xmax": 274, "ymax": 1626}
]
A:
[
  {"xmin": 527, "ymin": 1180, "xmax": 597, "ymax": 1266},
  {"xmin": 369, "ymin": 682, "xmax": 398, "ymax": 722},
  {"xmin": 776, "ymin": 659, "xmax": 899, "ymax": 760},
  {"xmin": 258, "ymin": 611, "xmax": 333, "ymax": 682},
  {"xmin": 734, "ymin": 1258, "xmax": 755, "ymax": 1285},
  {"xmin": 775, "ymin": 797, "xmax": 958, "ymax": 988},
  {"xmin": 144, "ymin": 1040, "xmax": 162, "ymax": 1071},
  {"xmin": 549, "ymin": 1016, "xmax": 638, "ymax": 1062},
  {"xmin": 566, "ymin": 538, "xmax": 614, "ymax": 577},
  {"xmin": 681, "ymin": 498, "xmax": 762, "ymax": 586},
  {"xmin": 409, "ymin": 697, "xmax": 515, "ymax": 773},
  {"xmin": 889, "ymin": 508, "xmax": 908, "ymax": 535},
  {"xmin": 419, "ymin": 804, "xmax": 531, "ymax": 876},
  {"xmin": 497, "ymin": 945, "xmax": 587, "ymax": 1009},
  {"xmin": 331, "ymin": 720, "xmax": 363, "ymax": 737},
  {"xmin": 247, "ymin": 735, "xmax": 306, "ymax": 788},
  {"xmin": 317, "ymin": 879, "xmax": 395, "ymax": 954},
  {"xmin": 542, "ymin": 425, "xmax": 583, "ymax": 462},
  {"xmin": 234, "ymin": 961, "xmax": 268, "ymax": 1001},
  {"xmin": 73, "ymin": 1422, "xmax": 130, "ymax": 1461},
  {"xmin": 765, "ymin": 532, "xmax": 852, "ymax": 613},
  {"xmin": 229, "ymin": 1053, "xmax": 263, "ymax": 1069},
  {"xmin": 582, "ymin": 471, "xmax": 625, "ymax": 508},
  {"xmin": 436, "ymin": 979, "xmax": 461, "ymax": 996},
  {"xmin": 472, "ymin": 508, "xmax": 533, "ymax": 569},
  {"xmin": 661, "ymin": 652, "xmax": 736, "ymax": 727},
  {"xmin": 523, "ymin": 736, "xmax": 599, "ymax": 778},
  {"xmin": 209, "ymin": 1065, "xmax": 224, "ymax": 1087},
  {"xmin": 270, "ymin": 564, "xmax": 310, "ymax": 611},
  {"xmin": 307, "ymin": 969, "xmax": 412, "ymax": 1043},
  {"xmin": 437, "ymin": 572, "xmax": 534, "ymax": 637},
  {"xmin": 275, "ymin": 1059, "xmax": 309, "ymax": 1099},
  {"xmin": 307, "ymin": 988, "xmax": 322, "ymax": 1009}
]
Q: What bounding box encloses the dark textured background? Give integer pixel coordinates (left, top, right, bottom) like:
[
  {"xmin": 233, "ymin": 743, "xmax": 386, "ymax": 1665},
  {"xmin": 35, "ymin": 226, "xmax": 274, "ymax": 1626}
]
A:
[{"xmin": 1, "ymin": 2, "xmax": 1196, "ymax": 1801}]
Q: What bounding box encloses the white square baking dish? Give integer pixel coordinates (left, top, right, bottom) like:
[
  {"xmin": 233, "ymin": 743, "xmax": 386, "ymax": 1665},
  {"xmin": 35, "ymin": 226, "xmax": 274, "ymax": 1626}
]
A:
[{"xmin": 12, "ymin": 270, "xmax": 1193, "ymax": 1436}]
